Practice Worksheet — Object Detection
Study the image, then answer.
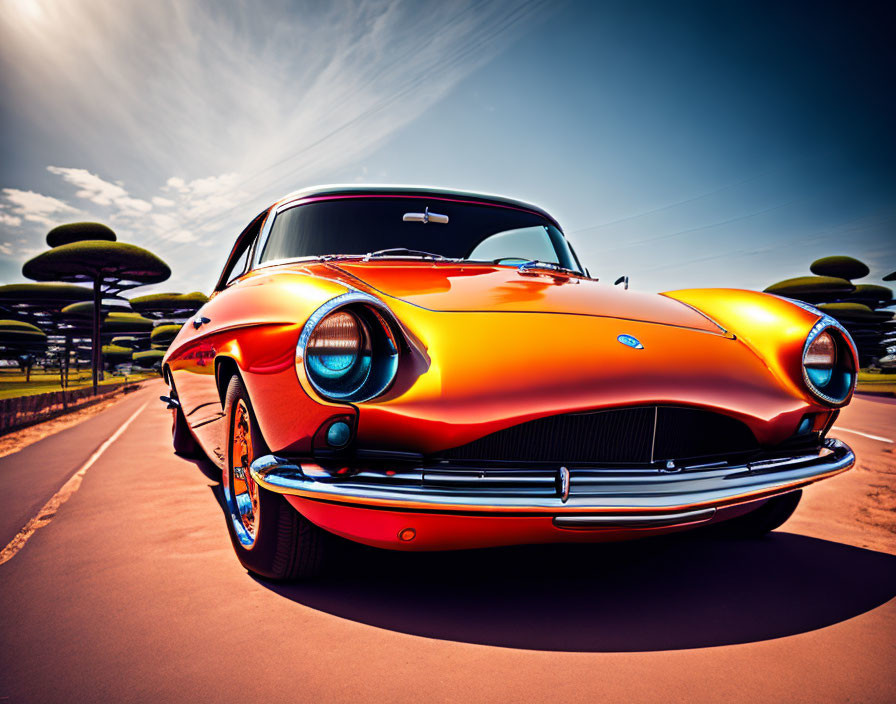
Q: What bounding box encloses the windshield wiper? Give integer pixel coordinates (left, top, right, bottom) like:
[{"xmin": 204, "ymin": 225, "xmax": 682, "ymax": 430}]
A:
[
  {"xmin": 363, "ymin": 248, "xmax": 452, "ymax": 261},
  {"xmin": 318, "ymin": 254, "xmax": 364, "ymax": 261},
  {"xmin": 517, "ymin": 260, "xmax": 579, "ymax": 275}
]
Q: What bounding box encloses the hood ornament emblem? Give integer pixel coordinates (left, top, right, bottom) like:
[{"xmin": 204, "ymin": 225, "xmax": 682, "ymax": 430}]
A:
[{"xmin": 617, "ymin": 334, "xmax": 643, "ymax": 350}]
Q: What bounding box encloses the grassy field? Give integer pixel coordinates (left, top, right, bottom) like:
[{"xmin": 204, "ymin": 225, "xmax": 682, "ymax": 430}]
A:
[
  {"xmin": 0, "ymin": 369, "xmax": 158, "ymax": 400},
  {"xmin": 856, "ymin": 371, "xmax": 896, "ymax": 395}
]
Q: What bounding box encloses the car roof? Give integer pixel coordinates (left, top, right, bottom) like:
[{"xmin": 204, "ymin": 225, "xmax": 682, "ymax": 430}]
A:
[{"xmin": 272, "ymin": 184, "xmax": 561, "ymax": 228}]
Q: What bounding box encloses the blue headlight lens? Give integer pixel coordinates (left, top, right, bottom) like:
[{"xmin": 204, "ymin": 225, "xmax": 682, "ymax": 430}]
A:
[
  {"xmin": 802, "ymin": 322, "xmax": 856, "ymax": 405},
  {"xmin": 309, "ymin": 353, "xmax": 357, "ymax": 378},
  {"xmin": 300, "ymin": 301, "xmax": 399, "ymax": 402},
  {"xmin": 305, "ymin": 310, "xmax": 370, "ymax": 395},
  {"xmin": 806, "ymin": 367, "xmax": 833, "ymax": 388}
]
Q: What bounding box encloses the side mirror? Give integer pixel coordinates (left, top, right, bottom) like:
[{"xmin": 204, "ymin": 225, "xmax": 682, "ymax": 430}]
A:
[{"xmin": 614, "ymin": 275, "xmax": 629, "ymax": 290}]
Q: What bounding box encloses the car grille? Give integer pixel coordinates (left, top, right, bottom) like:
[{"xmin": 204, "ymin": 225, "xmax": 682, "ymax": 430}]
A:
[{"xmin": 438, "ymin": 406, "xmax": 759, "ymax": 465}]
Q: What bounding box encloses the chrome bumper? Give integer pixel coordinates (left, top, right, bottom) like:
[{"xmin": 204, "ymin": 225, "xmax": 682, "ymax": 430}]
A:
[{"xmin": 249, "ymin": 438, "xmax": 854, "ymax": 519}]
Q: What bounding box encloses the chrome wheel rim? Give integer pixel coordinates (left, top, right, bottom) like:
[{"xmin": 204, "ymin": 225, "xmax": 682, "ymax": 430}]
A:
[{"xmin": 228, "ymin": 399, "xmax": 259, "ymax": 547}]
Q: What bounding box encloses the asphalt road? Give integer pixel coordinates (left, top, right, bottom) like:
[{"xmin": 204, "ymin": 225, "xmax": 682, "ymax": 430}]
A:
[{"xmin": 1, "ymin": 380, "xmax": 894, "ymax": 703}]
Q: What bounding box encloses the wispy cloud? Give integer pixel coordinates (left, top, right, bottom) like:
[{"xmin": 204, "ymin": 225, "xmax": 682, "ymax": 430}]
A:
[
  {"xmin": 0, "ymin": 205, "xmax": 22, "ymax": 228},
  {"xmin": 47, "ymin": 166, "xmax": 152, "ymax": 216},
  {"xmin": 0, "ymin": 0, "xmax": 550, "ymax": 291},
  {"xmin": 1, "ymin": 188, "xmax": 79, "ymax": 228}
]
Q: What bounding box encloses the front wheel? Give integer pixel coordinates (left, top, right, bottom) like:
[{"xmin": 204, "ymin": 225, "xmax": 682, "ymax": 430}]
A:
[
  {"xmin": 171, "ymin": 401, "xmax": 203, "ymax": 458},
  {"xmin": 222, "ymin": 374, "xmax": 327, "ymax": 580}
]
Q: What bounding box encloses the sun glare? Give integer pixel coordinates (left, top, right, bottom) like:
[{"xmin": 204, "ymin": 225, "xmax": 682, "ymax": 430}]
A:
[{"xmin": 12, "ymin": 0, "xmax": 45, "ymax": 22}]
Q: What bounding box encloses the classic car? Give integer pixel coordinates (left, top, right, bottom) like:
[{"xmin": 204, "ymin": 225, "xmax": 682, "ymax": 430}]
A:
[{"xmin": 162, "ymin": 185, "xmax": 857, "ymax": 580}]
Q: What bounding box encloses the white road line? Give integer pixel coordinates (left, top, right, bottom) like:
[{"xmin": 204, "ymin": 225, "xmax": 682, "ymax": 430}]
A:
[
  {"xmin": 831, "ymin": 426, "xmax": 893, "ymax": 444},
  {"xmin": 0, "ymin": 401, "xmax": 148, "ymax": 566}
]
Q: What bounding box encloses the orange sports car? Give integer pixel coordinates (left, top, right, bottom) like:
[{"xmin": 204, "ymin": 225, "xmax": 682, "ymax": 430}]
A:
[{"xmin": 162, "ymin": 185, "xmax": 857, "ymax": 580}]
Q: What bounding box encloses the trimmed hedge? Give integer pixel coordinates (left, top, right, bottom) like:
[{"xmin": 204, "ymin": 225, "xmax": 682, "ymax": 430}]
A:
[
  {"xmin": 764, "ymin": 275, "xmax": 855, "ymax": 300},
  {"xmin": 132, "ymin": 349, "xmax": 165, "ymax": 368},
  {"xmin": 129, "ymin": 291, "xmax": 207, "ymax": 316},
  {"xmin": 0, "ymin": 319, "xmax": 47, "ymax": 344},
  {"xmin": 150, "ymin": 324, "xmax": 182, "ymax": 345},
  {"xmin": 46, "ymin": 222, "xmax": 116, "ymax": 248},
  {"xmin": 23, "ymin": 241, "xmax": 170, "ymax": 285},
  {"xmin": 809, "ymin": 255, "xmax": 870, "ymax": 281}
]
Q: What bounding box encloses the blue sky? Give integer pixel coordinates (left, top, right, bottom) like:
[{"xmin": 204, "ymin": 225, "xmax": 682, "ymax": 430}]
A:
[{"xmin": 1, "ymin": 0, "xmax": 893, "ymax": 296}]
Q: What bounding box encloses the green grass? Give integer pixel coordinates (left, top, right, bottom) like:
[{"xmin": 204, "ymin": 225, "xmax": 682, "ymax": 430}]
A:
[
  {"xmin": 856, "ymin": 371, "xmax": 896, "ymax": 395},
  {"xmin": 0, "ymin": 368, "xmax": 157, "ymax": 399}
]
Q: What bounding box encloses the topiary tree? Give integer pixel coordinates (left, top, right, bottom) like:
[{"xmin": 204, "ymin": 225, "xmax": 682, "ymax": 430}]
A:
[
  {"xmin": 22, "ymin": 223, "xmax": 170, "ymax": 393},
  {"xmin": 61, "ymin": 299, "xmax": 133, "ymax": 317},
  {"xmin": 0, "ymin": 282, "xmax": 95, "ymax": 317},
  {"xmin": 102, "ymin": 312, "xmax": 154, "ymax": 336},
  {"xmin": 110, "ymin": 336, "xmax": 139, "ymax": 349},
  {"xmin": 809, "ymin": 255, "xmax": 870, "ymax": 280},
  {"xmin": 101, "ymin": 344, "xmax": 134, "ymax": 370},
  {"xmin": 127, "ymin": 291, "xmax": 206, "ymax": 359},
  {"xmin": 0, "ymin": 282, "xmax": 96, "ymax": 388},
  {"xmin": 763, "ymin": 275, "xmax": 855, "ymax": 302},
  {"xmin": 150, "ymin": 323, "xmax": 182, "ymax": 348},
  {"xmin": 46, "ymin": 222, "xmax": 115, "ymax": 247},
  {"xmin": 132, "ymin": 349, "xmax": 165, "ymax": 370},
  {"xmin": 765, "ymin": 256, "xmax": 894, "ymax": 368},
  {"xmin": 0, "ymin": 320, "xmax": 47, "ymax": 382},
  {"xmin": 128, "ymin": 291, "xmax": 208, "ymax": 320}
]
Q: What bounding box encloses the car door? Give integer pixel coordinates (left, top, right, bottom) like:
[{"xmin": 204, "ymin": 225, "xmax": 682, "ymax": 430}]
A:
[{"xmin": 167, "ymin": 212, "xmax": 266, "ymax": 465}]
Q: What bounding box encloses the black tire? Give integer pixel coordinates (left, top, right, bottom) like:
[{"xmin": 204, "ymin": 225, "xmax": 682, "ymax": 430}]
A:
[
  {"xmin": 171, "ymin": 403, "xmax": 203, "ymax": 458},
  {"xmin": 222, "ymin": 374, "xmax": 326, "ymax": 580},
  {"xmin": 712, "ymin": 490, "xmax": 803, "ymax": 538}
]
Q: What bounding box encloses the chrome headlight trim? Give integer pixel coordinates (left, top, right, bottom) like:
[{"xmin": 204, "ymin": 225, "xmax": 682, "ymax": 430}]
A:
[
  {"xmin": 775, "ymin": 296, "xmax": 825, "ymax": 318},
  {"xmin": 297, "ymin": 292, "xmax": 400, "ymax": 403},
  {"xmin": 801, "ymin": 314, "xmax": 857, "ymax": 406}
]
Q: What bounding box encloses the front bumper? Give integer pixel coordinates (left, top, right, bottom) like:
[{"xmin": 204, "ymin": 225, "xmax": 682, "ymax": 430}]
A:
[{"xmin": 250, "ymin": 438, "xmax": 854, "ymax": 527}]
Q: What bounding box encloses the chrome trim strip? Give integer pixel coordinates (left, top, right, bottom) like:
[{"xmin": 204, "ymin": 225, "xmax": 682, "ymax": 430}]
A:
[
  {"xmin": 250, "ymin": 438, "xmax": 854, "ymax": 514},
  {"xmin": 553, "ymin": 507, "xmax": 716, "ymax": 529}
]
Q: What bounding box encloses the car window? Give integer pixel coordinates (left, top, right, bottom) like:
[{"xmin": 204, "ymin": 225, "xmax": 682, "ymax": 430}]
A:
[
  {"xmin": 466, "ymin": 226, "xmax": 559, "ymax": 264},
  {"xmin": 256, "ymin": 198, "xmax": 583, "ymax": 273},
  {"xmin": 225, "ymin": 246, "xmax": 250, "ymax": 286},
  {"xmin": 217, "ymin": 213, "xmax": 266, "ymax": 289}
]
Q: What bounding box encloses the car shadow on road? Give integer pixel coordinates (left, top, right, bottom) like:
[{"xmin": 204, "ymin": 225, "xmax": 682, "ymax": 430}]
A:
[
  {"xmin": 259, "ymin": 530, "xmax": 896, "ymax": 652},
  {"xmin": 185, "ymin": 455, "xmax": 896, "ymax": 652}
]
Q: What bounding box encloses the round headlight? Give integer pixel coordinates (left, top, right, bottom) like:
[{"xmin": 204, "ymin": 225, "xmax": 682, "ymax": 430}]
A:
[
  {"xmin": 298, "ymin": 294, "xmax": 400, "ymax": 402},
  {"xmin": 802, "ymin": 321, "xmax": 856, "ymax": 405},
  {"xmin": 307, "ymin": 311, "xmax": 364, "ymax": 380},
  {"xmin": 804, "ymin": 331, "xmax": 835, "ymax": 387}
]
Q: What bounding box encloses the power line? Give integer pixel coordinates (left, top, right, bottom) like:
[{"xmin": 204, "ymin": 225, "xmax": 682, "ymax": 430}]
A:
[
  {"xmin": 635, "ymin": 208, "xmax": 896, "ymax": 275},
  {"xmin": 566, "ymin": 148, "xmax": 838, "ymax": 237},
  {"xmin": 591, "ymin": 198, "xmax": 802, "ymax": 256},
  {"xmin": 139, "ymin": 1, "xmax": 548, "ymax": 254}
]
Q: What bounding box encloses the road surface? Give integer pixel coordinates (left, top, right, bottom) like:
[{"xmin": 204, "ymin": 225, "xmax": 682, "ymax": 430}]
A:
[{"xmin": 1, "ymin": 381, "xmax": 894, "ymax": 702}]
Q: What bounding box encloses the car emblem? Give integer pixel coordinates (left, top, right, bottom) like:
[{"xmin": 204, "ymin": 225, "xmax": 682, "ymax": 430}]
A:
[
  {"xmin": 617, "ymin": 334, "xmax": 644, "ymax": 350},
  {"xmin": 558, "ymin": 466, "xmax": 570, "ymax": 502}
]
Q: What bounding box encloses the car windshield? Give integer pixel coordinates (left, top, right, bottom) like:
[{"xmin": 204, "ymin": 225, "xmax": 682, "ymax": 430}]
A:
[{"xmin": 256, "ymin": 198, "xmax": 582, "ymax": 273}]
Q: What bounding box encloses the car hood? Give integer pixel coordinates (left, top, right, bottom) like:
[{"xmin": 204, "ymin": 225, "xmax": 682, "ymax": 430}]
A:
[{"xmin": 329, "ymin": 261, "xmax": 723, "ymax": 333}]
